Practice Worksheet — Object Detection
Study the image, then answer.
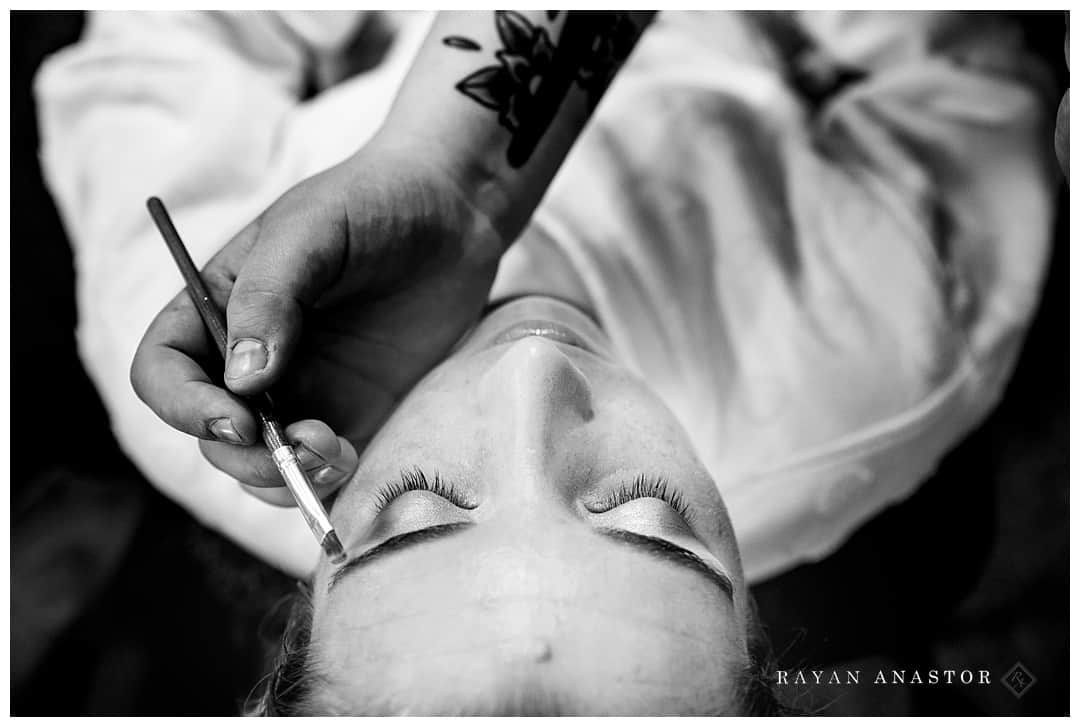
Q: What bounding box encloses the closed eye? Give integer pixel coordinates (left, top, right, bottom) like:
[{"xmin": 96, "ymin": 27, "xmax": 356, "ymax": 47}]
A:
[
  {"xmin": 372, "ymin": 466, "xmax": 477, "ymax": 511},
  {"xmin": 586, "ymin": 474, "xmax": 693, "ymax": 522}
]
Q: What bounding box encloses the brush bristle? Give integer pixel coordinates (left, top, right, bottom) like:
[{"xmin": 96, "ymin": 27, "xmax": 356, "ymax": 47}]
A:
[{"xmin": 323, "ymin": 531, "xmax": 347, "ymax": 564}]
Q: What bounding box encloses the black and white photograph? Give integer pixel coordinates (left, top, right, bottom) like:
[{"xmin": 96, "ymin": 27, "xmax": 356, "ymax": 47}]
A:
[{"xmin": 8, "ymin": 8, "xmax": 1071, "ymax": 716}]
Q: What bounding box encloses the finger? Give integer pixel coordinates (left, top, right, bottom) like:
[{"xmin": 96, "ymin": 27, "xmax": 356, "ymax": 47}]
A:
[
  {"xmin": 131, "ymin": 289, "xmax": 259, "ymax": 443},
  {"xmin": 199, "ymin": 419, "xmax": 358, "ymax": 489},
  {"xmin": 223, "ymin": 194, "xmax": 344, "ymax": 396},
  {"xmin": 230, "ymin": 427, "xmax": 356, "ymax": 509},
  {"xmin": 239, "ymin": 480, "xmax": 342, "ymax": 508}
]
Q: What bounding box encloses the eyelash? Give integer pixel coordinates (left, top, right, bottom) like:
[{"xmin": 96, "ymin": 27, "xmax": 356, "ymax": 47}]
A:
[
  {"xmin": 373, "ymin": 467, "xmax": 474, "ymax": 510},
  {"xmin": 593, "ymin": 474, "xmax": 692, "ymax": 521},
  {"xmin": 372, "ymin": 469, "xmax": 689, "ymax": 519}
]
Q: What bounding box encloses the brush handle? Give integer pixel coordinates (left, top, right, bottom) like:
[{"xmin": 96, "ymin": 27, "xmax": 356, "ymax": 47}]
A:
[
  {"xmin": 146, "ymin": 197, "xmax": 288, "ymax": 445},
  {"xmin": 147, "ymin": 197, "xmax": 229, "ymax": 357}
]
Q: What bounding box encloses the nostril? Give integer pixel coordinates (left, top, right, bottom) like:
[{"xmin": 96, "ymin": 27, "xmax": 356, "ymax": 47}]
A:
[{"xmin": 477, "ymin": 336, "xmax": 596, "ymax": 474}]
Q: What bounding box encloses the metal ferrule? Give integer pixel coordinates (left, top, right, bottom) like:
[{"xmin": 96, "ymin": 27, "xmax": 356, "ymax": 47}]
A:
[{"xmin": 271, "ymin": 445, "xmax": 334, "ymax": 542}]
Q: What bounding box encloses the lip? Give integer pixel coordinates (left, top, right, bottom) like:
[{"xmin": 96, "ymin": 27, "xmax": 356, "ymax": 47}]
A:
[{"xmin": 492, "ymin": 319, "xmax": 598, "ymax": 354}]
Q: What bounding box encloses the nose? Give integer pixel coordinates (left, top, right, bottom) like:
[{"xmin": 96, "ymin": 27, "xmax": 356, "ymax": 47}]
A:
[{"xmin": 477, "ymin": 337, "xmax": 594, "ymax": 495}]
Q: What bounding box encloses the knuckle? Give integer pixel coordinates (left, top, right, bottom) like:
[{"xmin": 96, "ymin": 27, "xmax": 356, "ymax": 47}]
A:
[
  {"xmin": 227, "ymin": 288, "xmax": 303, "ymax": 345},
  {"xmin": 228, "ymin": 286, "xmax": 292, "ymax": 326},
  {"xmin": 129, "ymin": 349, "xmax": 150, "ymax": 400},
  {"xmin": 201, "ymin": 266, "xmax": 236, "ymax": 306},
  {"xmin": 180, "ymin": 408, "xmax": 212, "ymax": 440},
  {"xmin": 162, "ymin": 293, "xmax": 190, "ymax": 316}
]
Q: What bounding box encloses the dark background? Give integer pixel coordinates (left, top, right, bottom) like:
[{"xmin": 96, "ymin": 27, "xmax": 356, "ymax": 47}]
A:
[{"xmin": 10, "ymin": 10, "xmax": 1069, "ymax": 716}]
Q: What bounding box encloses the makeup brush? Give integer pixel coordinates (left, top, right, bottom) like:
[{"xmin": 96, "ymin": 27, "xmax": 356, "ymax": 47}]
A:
[{"xmin": 146, "ymin": 196, "xmax": 346, "ymax": 564}]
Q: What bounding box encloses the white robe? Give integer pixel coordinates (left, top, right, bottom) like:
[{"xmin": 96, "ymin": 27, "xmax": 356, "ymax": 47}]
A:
[{"xmin": 35, "ymin": 11, "xmax": 1057, "ymax": 582}]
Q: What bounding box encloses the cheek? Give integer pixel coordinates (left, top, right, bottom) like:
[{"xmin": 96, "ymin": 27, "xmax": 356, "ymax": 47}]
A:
[
  {"xmin": 588, "ymin": 377, "xmax": 706, "ymax": 466},
  {"xmin": 362, "ymin": 378, "xmax": 484, "ymax": 462},
  {"xmin": 589, "ymin": 413, "xmax": 691, "ymax": 464}
]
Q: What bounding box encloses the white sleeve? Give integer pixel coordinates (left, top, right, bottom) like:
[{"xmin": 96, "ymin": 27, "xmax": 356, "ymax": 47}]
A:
[
  {"xmin": 35, "ymin": 10, "xmax": 430, "ymax": 578},
  {"xmin": 733, "ymin": 11, "xmax": 1059, "ymax": 579},
  {"xmin": 800, "ymin": 10, "xmax": 1058, "ymax": 393}
]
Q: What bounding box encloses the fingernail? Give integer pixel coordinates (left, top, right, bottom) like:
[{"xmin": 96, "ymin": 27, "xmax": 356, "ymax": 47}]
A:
[
  {"xmin": 297, "ymin": 444, "xmax": 325, "ymax": 469},
  {"xmin": 209, "ymin": 418, "xmax": 244, "ymax": 444},
  {"xmin": 313, "ymin": 465, "xmax": 344, "ymax": 487},
  {"xmin": 226, "ymin": 339, "xmax": 267, "ymax": 381}
]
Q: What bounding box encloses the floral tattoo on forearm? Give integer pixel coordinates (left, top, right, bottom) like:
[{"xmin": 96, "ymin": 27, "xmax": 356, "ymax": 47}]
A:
[{"xmin": 443, "ymin": 11, "xmax": 645, "ymax": 168}]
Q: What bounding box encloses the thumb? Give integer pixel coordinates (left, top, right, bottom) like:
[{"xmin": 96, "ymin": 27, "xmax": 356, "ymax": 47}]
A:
[
  {"xmin": 223, "ymin": 280, "xmax": 304, "ymax": 395},
  {"xmin": 223, "ymin": 202, "xmax": 345, "ymax": 395}
]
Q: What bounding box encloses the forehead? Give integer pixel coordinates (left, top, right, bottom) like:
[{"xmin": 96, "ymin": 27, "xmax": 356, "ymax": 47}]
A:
[{"xmin": 313, "ymin": 522, "xmax": 743, "ymax": 715}]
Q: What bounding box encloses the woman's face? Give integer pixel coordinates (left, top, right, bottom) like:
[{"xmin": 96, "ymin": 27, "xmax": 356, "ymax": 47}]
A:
[{"xmin": 310, "ymin": 296, "xmax": 749, "ymax": 715}]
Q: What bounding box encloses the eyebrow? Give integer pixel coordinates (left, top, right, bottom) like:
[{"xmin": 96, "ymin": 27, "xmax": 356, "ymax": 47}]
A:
[
  {"xmin": 326, "ymin": 521, "xmax": 475, "ymax": 591},
  {"xmin": 325, "ymin": 522, "xmax": 734, "ymax": 603},
  {"xmin": 596, "ymin": 527, "xmax": 735, "ymax": 602}
]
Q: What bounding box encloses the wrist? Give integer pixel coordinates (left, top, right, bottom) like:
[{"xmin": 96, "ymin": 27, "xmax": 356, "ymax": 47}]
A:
[
  {"xmin": 367, "ymin": 123, "xmax": 520, "ymax": 248},
  {"xmin": 346, "ymin": 129, "xmax": 508, "ymax": 279}
]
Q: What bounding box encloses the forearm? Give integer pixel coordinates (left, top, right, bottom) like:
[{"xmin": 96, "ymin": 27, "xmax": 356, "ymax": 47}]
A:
[{"xmin": 375, "ymin": 10, "xmax": 655, "ymax": 244}]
